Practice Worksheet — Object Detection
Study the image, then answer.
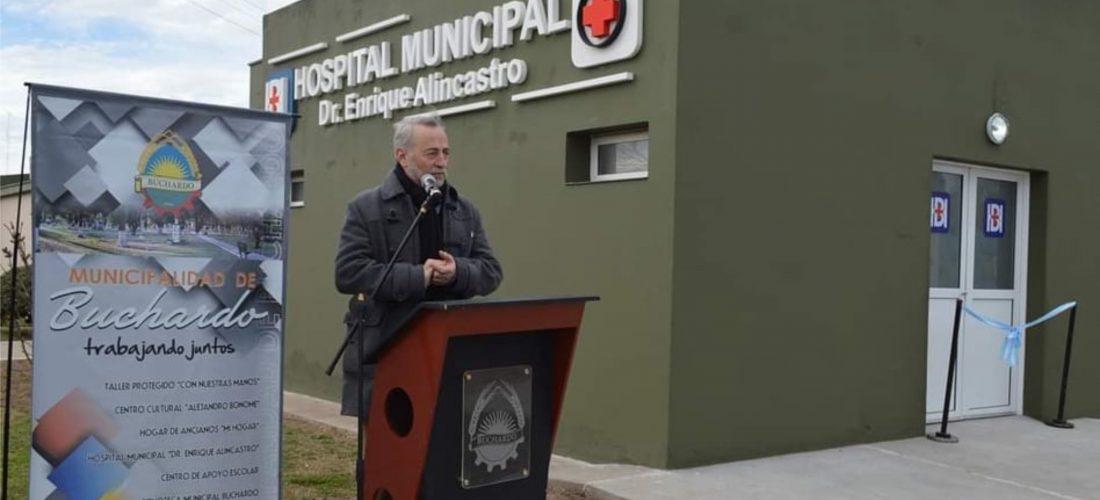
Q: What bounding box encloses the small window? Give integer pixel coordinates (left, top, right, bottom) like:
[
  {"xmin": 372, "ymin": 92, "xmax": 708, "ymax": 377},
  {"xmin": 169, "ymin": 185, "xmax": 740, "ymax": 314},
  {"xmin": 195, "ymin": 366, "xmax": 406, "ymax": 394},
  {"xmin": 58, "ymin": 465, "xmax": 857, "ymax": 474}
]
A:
[
  {"xmin": 590, "ymin": 131, "xmax": 648, "ymax": 182},
  {"xmin": 290, "ymin": 170, "xmax": 305, "ymax": 208}
]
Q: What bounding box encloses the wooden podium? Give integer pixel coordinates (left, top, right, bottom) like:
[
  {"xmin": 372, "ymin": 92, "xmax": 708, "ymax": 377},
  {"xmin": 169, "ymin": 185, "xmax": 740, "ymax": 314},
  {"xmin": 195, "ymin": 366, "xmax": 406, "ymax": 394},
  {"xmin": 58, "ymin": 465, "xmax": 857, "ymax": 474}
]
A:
[{"xmin": 362, "ymin": 296, "xmax": 597, "ymax": 500}]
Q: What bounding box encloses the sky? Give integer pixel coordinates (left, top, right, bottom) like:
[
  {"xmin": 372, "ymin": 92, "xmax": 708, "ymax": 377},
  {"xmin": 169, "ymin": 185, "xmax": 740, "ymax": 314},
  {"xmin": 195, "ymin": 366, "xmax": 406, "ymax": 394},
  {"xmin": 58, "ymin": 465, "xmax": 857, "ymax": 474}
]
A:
[{"xmin": 0, "ymin": 0, "xmax": 298, "ymax": 175}]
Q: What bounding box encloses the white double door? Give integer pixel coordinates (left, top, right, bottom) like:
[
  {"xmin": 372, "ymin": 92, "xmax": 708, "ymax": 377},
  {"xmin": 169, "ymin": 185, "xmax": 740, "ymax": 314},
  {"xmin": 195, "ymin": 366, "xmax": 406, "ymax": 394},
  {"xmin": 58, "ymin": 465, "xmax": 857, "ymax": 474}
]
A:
[{"xmin": 926, "ymin": 161, "xmax": 1029, "ymax": 423}]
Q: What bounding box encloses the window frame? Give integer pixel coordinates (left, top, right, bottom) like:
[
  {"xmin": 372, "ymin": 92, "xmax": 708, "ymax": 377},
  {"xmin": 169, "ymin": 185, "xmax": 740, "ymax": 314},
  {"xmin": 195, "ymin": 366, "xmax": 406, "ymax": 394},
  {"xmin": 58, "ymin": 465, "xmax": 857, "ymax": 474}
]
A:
[
  {"xmin": 589, "ymin": 131, "xmax": 649, "ymax": 182},
  {"xmin": 290, "ymin": 170, "xmax": 305, "ymax": 208}
]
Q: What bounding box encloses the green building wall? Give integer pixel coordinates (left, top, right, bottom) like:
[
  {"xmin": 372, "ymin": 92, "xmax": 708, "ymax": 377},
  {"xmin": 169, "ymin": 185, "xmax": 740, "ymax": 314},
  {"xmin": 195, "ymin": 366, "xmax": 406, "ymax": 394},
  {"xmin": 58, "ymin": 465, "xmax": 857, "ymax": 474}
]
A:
[
  {"xmin": 252, "ymin": 0, "xmax": 682, "ymax": 467},
  {"xmin": 253, "ymin": 0, "xmax": 1100, "ymax": 469},
  {"xmin": 669, "ymin": 0, "xmax": 1100, "ymax": 467}
]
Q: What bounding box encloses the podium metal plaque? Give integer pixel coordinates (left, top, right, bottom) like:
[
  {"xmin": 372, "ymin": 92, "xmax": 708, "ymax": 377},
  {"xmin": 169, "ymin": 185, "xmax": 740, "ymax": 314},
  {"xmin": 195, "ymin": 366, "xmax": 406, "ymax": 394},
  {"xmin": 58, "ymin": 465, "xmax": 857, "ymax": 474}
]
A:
[{"xmin": 460, "ymin": 365, "xmax": 532, "ymax": 489}]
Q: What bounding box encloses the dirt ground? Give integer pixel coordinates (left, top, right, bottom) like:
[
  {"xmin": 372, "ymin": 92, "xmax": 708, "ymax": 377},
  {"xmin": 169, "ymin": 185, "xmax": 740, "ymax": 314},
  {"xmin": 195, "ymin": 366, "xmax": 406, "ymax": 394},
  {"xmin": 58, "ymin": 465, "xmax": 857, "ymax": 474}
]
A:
[{"xmin": 549, "ymin": 484, "xmax": 590, "ymax": 499}]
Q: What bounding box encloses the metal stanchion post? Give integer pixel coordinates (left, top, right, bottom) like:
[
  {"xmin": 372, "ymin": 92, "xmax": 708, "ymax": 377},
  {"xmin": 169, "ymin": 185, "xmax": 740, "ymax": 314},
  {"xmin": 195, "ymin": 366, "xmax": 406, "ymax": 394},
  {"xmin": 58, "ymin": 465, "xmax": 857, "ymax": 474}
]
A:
[
  {"xmin": 928, "ymin": 298, "xmax": 962, "ymax": 443},
  {"xmin": 1046, "ymin": 305, "xmax": 1078, "ymax": 429}
]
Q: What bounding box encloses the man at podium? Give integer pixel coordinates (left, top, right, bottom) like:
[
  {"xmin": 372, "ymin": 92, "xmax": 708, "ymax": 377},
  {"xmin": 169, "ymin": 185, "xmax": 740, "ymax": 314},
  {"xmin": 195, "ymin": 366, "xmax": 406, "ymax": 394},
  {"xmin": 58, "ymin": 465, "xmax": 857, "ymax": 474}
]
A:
[{"xmin": 335, "ymin": 114, "xmax": 503, "ymax": 416}]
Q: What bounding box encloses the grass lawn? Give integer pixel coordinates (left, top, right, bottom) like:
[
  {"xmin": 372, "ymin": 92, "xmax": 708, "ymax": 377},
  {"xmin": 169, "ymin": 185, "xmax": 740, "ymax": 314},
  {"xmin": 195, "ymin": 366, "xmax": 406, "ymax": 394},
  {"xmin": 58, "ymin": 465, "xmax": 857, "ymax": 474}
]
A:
[
  {"xmin": 1, "ymin": 361, "xmax": 31, "ymax": 499},
  {"xmin": 2, "ymin": 361, "xmax": 584, "ymax": 499},
  {"xmin": 0, "ymin": 327, "xmax": 32, "ymax": 341},
  {"xmin": 282, "ymin": 415, "xmax": 358, "ymax": 498}
]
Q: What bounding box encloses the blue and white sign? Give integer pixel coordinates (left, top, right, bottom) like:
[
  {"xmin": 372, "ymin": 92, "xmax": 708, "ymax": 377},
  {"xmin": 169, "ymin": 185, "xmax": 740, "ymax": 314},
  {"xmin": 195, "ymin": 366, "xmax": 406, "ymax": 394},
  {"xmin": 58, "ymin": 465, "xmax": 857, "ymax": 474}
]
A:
[
  {"xmin": 984, "ymin": 198, "xmax": 1006, "ymax": 237},
  {"xmin": 28, "ymin": 84, "xmax": 291, "ymax": 500},
  {"xmin": 264, "ymin": 69, "xmax": 295, "ymax": 115},
  {"xmin": 930, "ymin": 192, "xmax": 950, "ymax": 233}
]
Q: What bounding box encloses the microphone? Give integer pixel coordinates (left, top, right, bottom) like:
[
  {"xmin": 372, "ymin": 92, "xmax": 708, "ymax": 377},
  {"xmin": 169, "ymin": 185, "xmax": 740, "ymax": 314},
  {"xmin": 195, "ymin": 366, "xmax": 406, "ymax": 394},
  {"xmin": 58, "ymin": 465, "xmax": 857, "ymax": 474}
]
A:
[{"xmin": 420, "ymin": 174, "xmax": 443, "ymax": 198}]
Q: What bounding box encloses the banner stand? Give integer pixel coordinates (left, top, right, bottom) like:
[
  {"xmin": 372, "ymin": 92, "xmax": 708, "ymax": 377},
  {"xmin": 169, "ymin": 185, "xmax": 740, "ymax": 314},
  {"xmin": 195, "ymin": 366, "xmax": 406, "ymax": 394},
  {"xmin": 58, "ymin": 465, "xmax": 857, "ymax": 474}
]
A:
[
  {"xmin": 1, "ymin": 87, "xmax": 31, "ymax": 500},
  {"xmin": 22, "ymin": 83, "xmax": 292, "ymax": 500}
]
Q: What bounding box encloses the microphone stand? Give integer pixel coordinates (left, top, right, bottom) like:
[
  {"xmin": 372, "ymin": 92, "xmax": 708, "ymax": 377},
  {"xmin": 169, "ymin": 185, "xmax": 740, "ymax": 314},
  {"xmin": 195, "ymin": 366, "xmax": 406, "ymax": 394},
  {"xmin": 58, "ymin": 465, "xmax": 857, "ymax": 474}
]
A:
[{"xmin": 325, "ymin": 191, "xmax": 439, "ymax": 500}]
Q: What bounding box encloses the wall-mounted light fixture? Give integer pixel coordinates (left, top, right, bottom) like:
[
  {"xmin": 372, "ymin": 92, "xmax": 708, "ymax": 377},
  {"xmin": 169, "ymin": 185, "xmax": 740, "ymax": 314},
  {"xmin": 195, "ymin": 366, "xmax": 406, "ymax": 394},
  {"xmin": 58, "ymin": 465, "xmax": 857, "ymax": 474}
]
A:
[{"xmin": 986, "ymin": 113, "xmax": 1009, "ymax": 145}]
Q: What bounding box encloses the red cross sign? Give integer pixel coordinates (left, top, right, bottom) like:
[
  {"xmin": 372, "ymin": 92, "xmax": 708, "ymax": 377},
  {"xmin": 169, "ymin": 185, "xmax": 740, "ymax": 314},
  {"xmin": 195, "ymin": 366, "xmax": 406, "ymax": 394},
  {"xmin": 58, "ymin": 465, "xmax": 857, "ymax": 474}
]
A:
[
  {"xmin": 571, "ymin": 0, "xmax": 642, "ymax": 68},
  {"xmin": 582, "ymin": 0, "xmax": 621, "ymax": 38},
  {"xmin": 268, "ymin": 86, "xmax": 281, "ymax": 112},
  {"xmin": 264, "ymin": 71, "xmax": 294, "ymax": 115}
]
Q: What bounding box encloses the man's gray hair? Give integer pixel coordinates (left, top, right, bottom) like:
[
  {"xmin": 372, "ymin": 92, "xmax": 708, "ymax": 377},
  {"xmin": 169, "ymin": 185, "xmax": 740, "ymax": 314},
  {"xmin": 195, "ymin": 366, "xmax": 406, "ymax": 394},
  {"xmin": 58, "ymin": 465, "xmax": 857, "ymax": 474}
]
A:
[{"xmin": 393, "ymin": 114, "xmax": 445, "ymax": 150}]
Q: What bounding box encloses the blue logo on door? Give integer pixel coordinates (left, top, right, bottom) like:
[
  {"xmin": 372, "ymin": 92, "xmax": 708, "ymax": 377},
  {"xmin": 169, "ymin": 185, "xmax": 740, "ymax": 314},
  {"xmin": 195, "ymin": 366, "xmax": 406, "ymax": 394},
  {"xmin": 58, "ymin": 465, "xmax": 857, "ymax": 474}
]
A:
[
  {"xmin": 930, "ymin": 192, "xmax": 950, "ymax": 233},
  {"xmin": 984, "ymin": 198, "xmax": 1006, "ymax": 237}
]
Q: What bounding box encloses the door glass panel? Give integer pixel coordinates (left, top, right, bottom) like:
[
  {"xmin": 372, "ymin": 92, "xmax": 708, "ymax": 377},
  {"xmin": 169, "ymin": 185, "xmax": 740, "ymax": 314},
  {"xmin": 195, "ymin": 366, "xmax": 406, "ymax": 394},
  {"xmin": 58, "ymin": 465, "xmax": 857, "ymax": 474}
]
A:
[
  {"xmin": 930, "ymin": 172, "xmax": 963, "ymax": 288},
  {"xmin": 973, "ymin": 178, "xmax": 1017, "ymax": 289}
]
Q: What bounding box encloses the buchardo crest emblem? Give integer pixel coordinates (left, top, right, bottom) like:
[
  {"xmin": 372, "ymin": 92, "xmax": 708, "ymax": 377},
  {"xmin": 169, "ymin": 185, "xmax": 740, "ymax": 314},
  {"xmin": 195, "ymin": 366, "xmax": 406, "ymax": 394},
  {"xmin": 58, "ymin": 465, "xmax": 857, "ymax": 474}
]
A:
[
  {"xmin": 467, "ymin": 379, "xmax": 527, "ymax": 472},
  {"xmin": 134, "ymin": 130, "xmax": 202, "ymax": 216}
]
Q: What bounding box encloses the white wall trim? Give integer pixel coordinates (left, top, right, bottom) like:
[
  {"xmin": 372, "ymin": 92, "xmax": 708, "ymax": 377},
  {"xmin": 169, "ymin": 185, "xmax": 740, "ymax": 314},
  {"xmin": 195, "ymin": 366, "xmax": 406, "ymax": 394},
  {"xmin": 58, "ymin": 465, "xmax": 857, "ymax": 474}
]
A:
[
  {"xmin": 268, "ymin": 43, "xmax": 329, "ymax": 65},
  {"xmin": 407, "ymin": 100, "xmax": 496, "ymax": 119},
  {"xmin": 511, "ymin": 72, "xmax": 634, "ymax": 103},
  {"xmin": 335, "ymin": 14, "xmax": 411, "ymax": 43}
]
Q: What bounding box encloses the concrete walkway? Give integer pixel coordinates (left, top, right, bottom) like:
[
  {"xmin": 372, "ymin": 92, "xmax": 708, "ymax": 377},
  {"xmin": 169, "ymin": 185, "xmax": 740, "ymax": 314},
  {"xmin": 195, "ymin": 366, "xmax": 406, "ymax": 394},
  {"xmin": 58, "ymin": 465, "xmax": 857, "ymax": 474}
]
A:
[
  {"xmin": 554, "ymin": 418, "xmax": 1100, "ymax": 500},
  {"xmin": 0, "ymin": 340, "xmax": 30, "ymax": 361},
  {"xmin": 283, "ymin": 392, "xmax": 1099, "ymax": 499}
]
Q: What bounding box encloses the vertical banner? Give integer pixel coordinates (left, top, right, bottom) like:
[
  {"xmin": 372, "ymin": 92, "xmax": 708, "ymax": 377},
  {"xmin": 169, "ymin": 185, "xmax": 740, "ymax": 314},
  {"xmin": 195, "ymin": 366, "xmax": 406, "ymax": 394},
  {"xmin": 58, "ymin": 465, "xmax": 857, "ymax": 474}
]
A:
[{"xmin": 28, "ymin": 84, "xmax": 290, "ymax": 500}]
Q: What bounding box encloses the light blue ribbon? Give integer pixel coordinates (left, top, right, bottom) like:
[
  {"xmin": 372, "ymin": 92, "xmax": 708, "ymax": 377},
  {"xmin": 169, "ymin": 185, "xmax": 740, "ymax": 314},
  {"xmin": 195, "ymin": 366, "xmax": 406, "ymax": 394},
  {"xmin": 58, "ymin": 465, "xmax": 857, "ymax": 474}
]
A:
[{"xmin": 961, "ymin": 301, "xmax": 1077, "ymax": 366}]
